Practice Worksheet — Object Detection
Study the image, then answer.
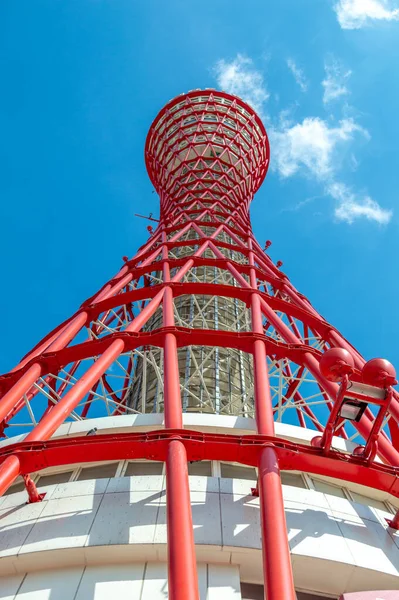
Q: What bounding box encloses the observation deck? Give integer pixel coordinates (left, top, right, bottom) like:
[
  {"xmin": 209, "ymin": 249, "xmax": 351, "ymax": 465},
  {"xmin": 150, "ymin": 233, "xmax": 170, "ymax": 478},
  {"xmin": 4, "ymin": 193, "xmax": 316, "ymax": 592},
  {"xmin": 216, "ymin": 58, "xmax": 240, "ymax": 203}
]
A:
[{"xmin": 145, "ymin": 89, "xmax": 270, "ymax": 219}]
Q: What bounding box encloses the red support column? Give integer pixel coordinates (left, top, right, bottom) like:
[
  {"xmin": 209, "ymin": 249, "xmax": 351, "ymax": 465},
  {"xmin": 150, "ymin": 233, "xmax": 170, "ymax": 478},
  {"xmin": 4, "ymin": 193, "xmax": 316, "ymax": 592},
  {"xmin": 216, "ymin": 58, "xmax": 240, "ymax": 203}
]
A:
[
  {"xmin": 162, "ymin": 239, "xmax": 199, "ymax": 600},
  {"xmin": 3, "ymin": 87, "xmax": 399, "ymax": 600},
  {"xmin": 249, "ymin": 241, "xmax": 296, "ymax": 600},
  {"xmin": 259, "ymin": 446, "xmax": 296, "ymax": 600},
  {"xmin": 165, "ymin": 440, "xmax": 199, "ymax": 600}
]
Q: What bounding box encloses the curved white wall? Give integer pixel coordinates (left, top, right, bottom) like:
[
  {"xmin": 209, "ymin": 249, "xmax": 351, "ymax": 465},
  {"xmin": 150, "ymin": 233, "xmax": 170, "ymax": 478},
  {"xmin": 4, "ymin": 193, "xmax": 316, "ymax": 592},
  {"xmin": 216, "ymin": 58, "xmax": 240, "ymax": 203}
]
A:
[
  {"xmin": 1, "ymin": 415, "xmax": 399, "ymax": 598},
  {"xmin": 1, "ymin": 563, "xmax": 241, "ymax": 599},
  {"xmin": 1, "ymin": 473, "xmax": 399, "ymax": 597}
]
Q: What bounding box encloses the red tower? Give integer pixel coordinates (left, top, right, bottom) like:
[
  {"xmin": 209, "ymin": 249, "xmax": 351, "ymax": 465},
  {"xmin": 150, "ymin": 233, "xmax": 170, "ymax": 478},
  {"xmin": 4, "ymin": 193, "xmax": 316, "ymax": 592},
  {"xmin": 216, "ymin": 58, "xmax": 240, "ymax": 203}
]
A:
[{"xmin": 0, "ymin": 90, "xmax": 399, "ymax": 600}]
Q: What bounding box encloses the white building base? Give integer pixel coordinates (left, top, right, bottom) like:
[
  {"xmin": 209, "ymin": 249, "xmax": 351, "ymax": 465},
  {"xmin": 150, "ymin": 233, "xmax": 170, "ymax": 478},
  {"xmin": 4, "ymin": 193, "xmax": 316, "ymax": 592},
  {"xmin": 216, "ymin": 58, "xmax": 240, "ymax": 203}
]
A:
[{"xmin": 1, "ymin": 563, "xmax": 241, "ymax": 599}]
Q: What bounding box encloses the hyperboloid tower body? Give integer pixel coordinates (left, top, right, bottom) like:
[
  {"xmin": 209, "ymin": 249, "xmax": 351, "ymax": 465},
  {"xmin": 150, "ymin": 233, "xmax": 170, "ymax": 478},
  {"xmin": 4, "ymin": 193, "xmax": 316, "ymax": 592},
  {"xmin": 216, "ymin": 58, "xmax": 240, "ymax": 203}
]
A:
[{"xmin": 1, "ymin": 90, "xmax": 399, "ymax": 600}]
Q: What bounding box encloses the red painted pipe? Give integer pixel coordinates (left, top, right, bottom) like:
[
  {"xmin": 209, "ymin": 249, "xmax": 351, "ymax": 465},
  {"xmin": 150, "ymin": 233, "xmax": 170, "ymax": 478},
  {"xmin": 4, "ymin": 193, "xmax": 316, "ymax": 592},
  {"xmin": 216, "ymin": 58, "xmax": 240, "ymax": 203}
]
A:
[
  {"xmin": 249, "ymin": 283, "xmax": 295, "ymax": 600},
  {"xmin": 253, "ymin": 339, "xmax": 275, "ymax": 436},
  {"xmin": 163, "ymin": 333, "xmax": 182, "ymax": 430},
  {"xmin": 0, "ymin": 364, "xmax": 42, "ymax": 424},
  {"xmin": 166, "ymin": 440, "xmax": 199, "ymax": 600},
  {"xmin": 1, "ymin": 312, "xmax": 88, "ymax": 421},
  {"xmin": 258, "ymin": 446, "xmax": 296, "ymax": 600},
  {"xmin": 0, "ymin": 338, "xmax": 125, "ymax": 494},
  {"xmin": 0, "ymin": 289, "xmax": 166, "ymax": 495}
]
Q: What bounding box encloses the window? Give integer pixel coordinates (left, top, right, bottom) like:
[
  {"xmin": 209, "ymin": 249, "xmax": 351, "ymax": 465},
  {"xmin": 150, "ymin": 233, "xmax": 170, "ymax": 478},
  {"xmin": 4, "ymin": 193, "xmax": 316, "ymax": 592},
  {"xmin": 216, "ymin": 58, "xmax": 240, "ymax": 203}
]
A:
[
  {"xmin": 188, "ymin": 461, "xmax": 212, "ymax": 476},
  {"xmin": 36, "ymin": 471, "xmax": 74, "ymax": 487},
  {"xmin": 241, "ymin": 583, "xmax": 336, "ymax": 600},
  {"xmin": 125, "ymin": 461, "xmax": 164, "ymax": 476},
  {"xmin": 311, "ymin": 478, "xmax": 346, "ymax": 498},
  {"xmin": 281, "ymin": 472, "xmax": 307, "ymax": 489},
  {"xmin": 351, "ymin": 492, "xmax": 390, "ymax": 512},
  {"xmin": 241, "ymin": 583, "xmax": 263, "ymax": 600},
  {"xmin": 77, "ymin": 463, "xmax": 118, "ymax": 481},
  {"xmin": 220, "ymin": 463, "xmax": 257, "ymax": 480},
  {"xmin": 297, "ymin": 593, "xmax": 336, "ymax": 600}
]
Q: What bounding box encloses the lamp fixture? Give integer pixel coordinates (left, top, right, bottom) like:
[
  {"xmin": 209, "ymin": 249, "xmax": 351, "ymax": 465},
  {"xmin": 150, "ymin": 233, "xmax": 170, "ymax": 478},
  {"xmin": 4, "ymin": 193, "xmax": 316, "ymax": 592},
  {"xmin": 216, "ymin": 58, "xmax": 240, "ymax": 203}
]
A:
[{"xmin": 339, "ymin": 398, "xmax": 368, "ymax": 423}]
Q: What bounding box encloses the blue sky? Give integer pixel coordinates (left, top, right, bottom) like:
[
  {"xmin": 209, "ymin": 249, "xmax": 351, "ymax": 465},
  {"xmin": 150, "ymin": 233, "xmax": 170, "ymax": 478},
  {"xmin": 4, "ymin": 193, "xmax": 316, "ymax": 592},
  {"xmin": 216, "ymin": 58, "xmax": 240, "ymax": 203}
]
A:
[{"xmin": 1, "ymin": 0, "xmax": 399, "ymax": 375}]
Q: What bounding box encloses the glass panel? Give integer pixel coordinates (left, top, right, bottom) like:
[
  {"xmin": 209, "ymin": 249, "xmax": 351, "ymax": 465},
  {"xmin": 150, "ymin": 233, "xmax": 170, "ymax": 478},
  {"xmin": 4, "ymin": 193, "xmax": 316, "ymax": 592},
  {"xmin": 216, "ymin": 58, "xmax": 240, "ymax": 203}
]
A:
[
  {"xmin": 241, "ymin": 584, "xmax": 336, "ymax": 600},
  {"xmin": 312, "ymin": 478, "xmax": 346, "ymax": 498},
  {"xmin": 188, "ymin": 461, "xmax": 212, "ymax": 476},
  {"xmin": 241, "ymin": 583, "xmax": 263, "ymax": 600},
  {"xmin": 36, "ymin": 472, "xmax": 74, "ymax": 487},
  {"xmin": 297, "ymin": 593, "xmax": 336, "ymax": 600},
  {"xmin": 77, "ymin": 463, "xmax": 118, "ymax": 481},
  {"xmin": 125, "ymin": 461, "xmax": 164, "ymax": 476},
  {"xmin": 351, "ymin": 492, "xmax": 390, "ymax": 512},
  {"xmin": 281, "ymin": 472, "xmax": 306, "ymax": 489},
  {"xmin": 220, "ymin": 463, "xmax": 257, "ymax": 480}
]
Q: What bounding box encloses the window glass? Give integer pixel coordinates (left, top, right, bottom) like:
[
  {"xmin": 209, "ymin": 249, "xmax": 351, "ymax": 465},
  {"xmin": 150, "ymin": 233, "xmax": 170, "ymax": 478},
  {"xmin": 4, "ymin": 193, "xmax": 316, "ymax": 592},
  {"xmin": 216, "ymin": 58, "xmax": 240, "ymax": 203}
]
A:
[
  {"xmin": 281, "ymin": 472, "xmax": 307, "ymax": 489},
  {"xmin": 351, "ymin": 492, "xmax": 389, "ymax": 512},
  {"xmin": 188, "ymin": 461, "xmax": 212, "ymax": 476},
  {"xmin": 297, "ymin": 593, "xmax": 336, "ymax": 600},
  {"xmin": 36, "ymin": 471, "xmax": 74, "ymax": 487},
  {"xmin": 241, "ymin": 583, "xmax": 263, "ymax": 600},
  {"xmin": 77, "ymin": 463, "xmax": 118, "ymax": 481},
  {"xmin": 312, "ymin": 478, "xmax": 346, "ymax": 498},
  {"xmin": 125, "ymin": 461, "xmax": 164, "ymax": 476},
  {"xmin": 241, "ymin": 583, "xmax": 335, "ymax": 600},
  {"xmin": 220, "ymin": 463, "xmax": 257, "ymax": 480}
]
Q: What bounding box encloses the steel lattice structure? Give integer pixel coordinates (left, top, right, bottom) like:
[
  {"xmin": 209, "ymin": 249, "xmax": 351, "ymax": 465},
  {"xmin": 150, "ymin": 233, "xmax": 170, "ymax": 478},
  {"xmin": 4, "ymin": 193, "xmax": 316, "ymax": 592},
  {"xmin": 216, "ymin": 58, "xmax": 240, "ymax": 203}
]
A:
[{"xmin": 1, "ymin": 89, "xmax": 399, "ymax": 599}]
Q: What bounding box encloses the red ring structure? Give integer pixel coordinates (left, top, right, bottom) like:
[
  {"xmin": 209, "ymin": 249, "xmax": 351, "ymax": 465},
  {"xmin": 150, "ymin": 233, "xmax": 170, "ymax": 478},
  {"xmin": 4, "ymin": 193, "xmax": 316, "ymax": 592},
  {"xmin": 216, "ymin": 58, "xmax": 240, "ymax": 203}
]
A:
[
  {"xmin": 1, "ymin": 89, "xmax": 399, "ymax": 599},
  {"xmin": 145, "ymin": 89, "xmax": 270, "ymax": 220}
]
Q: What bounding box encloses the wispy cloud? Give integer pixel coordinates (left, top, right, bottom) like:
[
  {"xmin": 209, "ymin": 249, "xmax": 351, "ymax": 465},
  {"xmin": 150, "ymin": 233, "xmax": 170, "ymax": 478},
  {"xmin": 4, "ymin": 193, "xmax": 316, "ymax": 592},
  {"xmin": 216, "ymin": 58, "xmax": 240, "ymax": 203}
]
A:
[
  {"xmin": 270, "ymin": 116, "xmax": 367, "ymax": 180},
  {"xmin": 211, "ymin": 53, "xmax": 393, "ymax": 225},
  {"xmin": 280, "ymin": 196, "xmax": 321, "ymax": 213},
  {"xmin": 328, "ymin": 182, "xmax": 392, "ymax": 224},
  {"xmin": 334, "ymin": 0, "xmax": 399, "ymax": 29},
  {"xmin": 287, "ymin": 59, "xmax": 308, "ymax": 92},
  {"xmin": 213, "ymin": 54, "xmax": 269, "ymax": 116},
  {"xmin": 322, "ymin": 58, "xmax": 351, "ymax": 104}
]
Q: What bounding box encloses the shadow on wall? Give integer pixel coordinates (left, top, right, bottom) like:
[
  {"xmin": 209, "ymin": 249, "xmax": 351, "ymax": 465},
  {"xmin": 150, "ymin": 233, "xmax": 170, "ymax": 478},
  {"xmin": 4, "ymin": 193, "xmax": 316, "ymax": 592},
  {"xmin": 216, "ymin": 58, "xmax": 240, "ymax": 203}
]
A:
[
  {"xmin": 1, "ymin": 477, "xmax": 399, "ymax": 597},
  {"xmin": 8, "ymin": 564, "xmax": 168, "ymax": 599}
]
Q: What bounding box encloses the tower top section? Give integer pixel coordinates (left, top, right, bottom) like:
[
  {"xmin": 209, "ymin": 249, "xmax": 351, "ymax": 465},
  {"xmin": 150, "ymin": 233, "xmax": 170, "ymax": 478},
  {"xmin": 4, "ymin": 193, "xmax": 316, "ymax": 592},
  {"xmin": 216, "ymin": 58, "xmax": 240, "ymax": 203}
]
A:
[{"xmin": 145, "ymin": 89, "xmax": 270, "ymax": 218}]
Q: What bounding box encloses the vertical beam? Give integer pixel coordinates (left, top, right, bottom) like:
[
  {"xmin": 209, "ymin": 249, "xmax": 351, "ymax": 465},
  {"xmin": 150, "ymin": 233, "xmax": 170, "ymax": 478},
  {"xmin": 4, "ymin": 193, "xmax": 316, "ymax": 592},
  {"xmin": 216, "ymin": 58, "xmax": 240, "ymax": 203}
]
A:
[
  {"xmin": 162, "ymin": 231, "xmax": 199, "ymax": 600},
  {"xmin": 258, "ymin": 446, "xmax": 296, "ymax": 600},
  {"xmin": 166, "ymin": 440, "xmax": 199, "ymax": 600},
  {"xmin": 249, "ymin": 238, "xmax": 295, "ymax": 600},
  {"xmin": 164, "ymin": 329, "xmax": 183, "ymax": 429},
  {"xmin": 251, "ymin": 294, "xmax": 275, "ymax": 436}
]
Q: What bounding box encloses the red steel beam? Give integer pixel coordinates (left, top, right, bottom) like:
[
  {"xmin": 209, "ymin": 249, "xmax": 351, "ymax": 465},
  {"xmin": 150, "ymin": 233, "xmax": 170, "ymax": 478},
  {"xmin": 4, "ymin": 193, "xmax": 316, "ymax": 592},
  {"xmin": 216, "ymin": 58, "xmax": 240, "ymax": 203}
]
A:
[
  {"xmin": 0, "ymin": 290, "xmax": 165, "ymax": 495},
  {"xmin": 1, "ymin": 89, "xmax": 397, "ymax": 600},
  {"xmin": 2, "ymin": 431, "xmax": 399, "ymax": 500},
  {"xmin": 249, "ymin": 240, "xmax": 295, "ymax": 600},
  {"xmin": 162, "ymin": 231, "xmax": 199, "ymax": 600}
]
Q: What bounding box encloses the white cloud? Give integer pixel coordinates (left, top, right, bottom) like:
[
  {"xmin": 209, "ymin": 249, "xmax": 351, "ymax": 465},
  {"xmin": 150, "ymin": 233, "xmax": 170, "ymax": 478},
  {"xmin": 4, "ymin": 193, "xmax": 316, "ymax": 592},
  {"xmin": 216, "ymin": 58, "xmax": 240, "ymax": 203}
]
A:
[
  {"xmin": 328, "ymin": 182, "xmax": 392, "ymax": 224},
  {"xmin": 334, "ymin": 0, "xmax": 399, "ymax": 29},
  {"xmin": 211, "ymin": 54, "xmax": 393, "ymax": 226},
  {"xmin": 322, "ymin": 59, "xmax": 351, "ymax": 104},
  {"xmin": 287, "ymin": 59, "xmax": 308, "ymax": 92},
  {"xmin": 270, "ymin": 116, "xmax": 367, "ymax": 179},
  {"xmin": 213, "ymin": 54, "xmax": 269, "ymax": 116}
]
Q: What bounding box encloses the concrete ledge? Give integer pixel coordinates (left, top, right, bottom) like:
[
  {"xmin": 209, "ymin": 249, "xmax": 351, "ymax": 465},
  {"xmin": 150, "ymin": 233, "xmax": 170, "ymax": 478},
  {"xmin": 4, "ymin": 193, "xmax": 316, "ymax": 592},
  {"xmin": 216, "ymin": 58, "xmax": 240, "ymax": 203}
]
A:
[{"xmin": 0, "ymin": 414, "xmax": 359, "ymax": 454}]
